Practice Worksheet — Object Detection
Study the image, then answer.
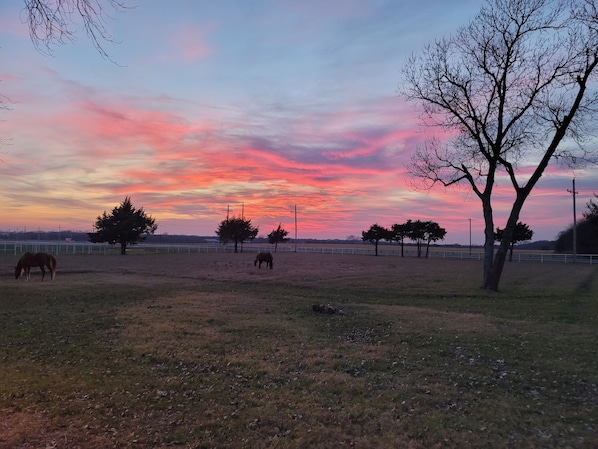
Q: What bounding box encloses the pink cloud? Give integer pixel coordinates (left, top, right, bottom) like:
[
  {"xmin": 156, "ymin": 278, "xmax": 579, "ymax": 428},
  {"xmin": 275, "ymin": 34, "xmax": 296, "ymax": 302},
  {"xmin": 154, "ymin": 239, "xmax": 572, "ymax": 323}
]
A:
[
  {"xmin": 2, "ymin": 66, "xmax": 593, "ymax": 242},
  {"xmin": 170, "ymin": 25, "xmax": 215, "ymax": 63}
]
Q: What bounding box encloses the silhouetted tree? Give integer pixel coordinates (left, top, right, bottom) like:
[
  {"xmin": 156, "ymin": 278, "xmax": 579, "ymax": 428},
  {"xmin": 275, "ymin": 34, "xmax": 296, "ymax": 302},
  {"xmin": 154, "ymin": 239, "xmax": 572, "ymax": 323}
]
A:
[
  {"xmin": 583, "ymin": 194, "xmax": 598, "ymax": 225},
  {"xmin": 555, "ymin": 194, "xmax": 598, "ymax": 253},
  {"xmin": 555, "ymin": 220, "xmax": 598, "ymax": 254},
  {"xmin": 402, "ymin": 0, "xmax": 598, "ymax": 290},
  {"xmin": 406, "ymin": 220, "xmax": 425, "ymax": 258},
  {"xmin": 88, "ymin": 196, "xmax": 157, "ymax": 255},
  {"xmin": 422, "ymin": 221, "xmax": 447, "ymax": 258},
  {"xmin": 406, "ymin": 220, "xmax": 445, "ymax": 258},
  {"xmin": 268, "ymin": 223, "xmax": 289, "ymax": 252},
  {"xmin": 495, "ymin": 222, "xmax": 534, "ymax": 261},
  {"xmin": 362, "ymin": 224, "xmax": 392, "ymax": 256},
  {"xmin": 391, "ymin": 221, "xmax": 413, "ymax": 257},
  {"xmin": 216, "ymin": 216, "xmax": 258, "ymax": 253}
]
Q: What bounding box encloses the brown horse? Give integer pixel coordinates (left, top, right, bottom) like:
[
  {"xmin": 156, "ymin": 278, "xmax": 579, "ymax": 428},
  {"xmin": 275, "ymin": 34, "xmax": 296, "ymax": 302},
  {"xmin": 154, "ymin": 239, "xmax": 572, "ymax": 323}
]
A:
[
  {"xmin": 15, "ymin": 252, "xmax": 57, "ymax": 281},
  {"xmin": 254, "ymin": 251, "xmax": 273, "ymax": 269}
]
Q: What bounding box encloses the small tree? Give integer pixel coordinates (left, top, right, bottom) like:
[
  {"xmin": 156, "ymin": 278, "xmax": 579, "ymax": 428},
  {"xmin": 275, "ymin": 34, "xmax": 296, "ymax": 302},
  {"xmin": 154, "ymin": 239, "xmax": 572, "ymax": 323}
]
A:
[
  {"xmin": 423, "ymin": 221, "xmax": 447, "ymax": 258},
  {"xmin": 268, "ymin": 223, "xmax": 289, "ymax": 252},
  {"xmin": 495, "ymin": 222, "xmax": 534, "ymax": 261},
  {"xmin": 88, "ymin": 196, "xmax": 157, "ymax": 255},
  {"xmin": 391, "ymin": 221, "xmax": 413, "ymax": 257},
  {"xmin": 407, "ymin": 220, "xmax": 428, "ymax": 258},
  {"xmin": 216, "ymin": 216, "xmax": 258, "ymax": 253},
  {"xmin": 362, "ymin": 224, "xmax": 392, "ymax": 256}
]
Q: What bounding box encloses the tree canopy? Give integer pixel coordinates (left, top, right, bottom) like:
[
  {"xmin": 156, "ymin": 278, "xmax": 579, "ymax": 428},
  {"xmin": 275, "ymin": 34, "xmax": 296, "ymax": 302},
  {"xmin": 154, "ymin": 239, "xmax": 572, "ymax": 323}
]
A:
[
  {"xmin": 390, "ymin": 221, "xmax": 412, "ymax": 257},
  {"xmin": 268, "ymin": 224, "xmax": 289, "ymax": 252},
  {"xmin": 402, "ymin": 0, "xmax": 598, "ymax": 290},
  {"xmin": 216, "ymin": 216, "xmax": 258, "ymax": 253},
  {"xmin": 583, "ymin": 194, "xmax": 598, "ymax": 225},
  {"xmin": 420, "ymin": 220, "xmax": 447, "ymax": 258},
  {"xmin": 495, "ymin": 222, "xmax": 534, "ymax": 261},
  {"xmin": 397, "ymin": 220, "xmax": 447, "ymax": 258},
  {"xmin": 362, "ymin": 224, "xmax": 392, "ymax": 256},
  {"xmin": 556, "ymin": 193, "xmax": 598, "ymax": 253},
  {"xmin": 88, "ymin": 196, "xmax": 157, "ymax": 255}
]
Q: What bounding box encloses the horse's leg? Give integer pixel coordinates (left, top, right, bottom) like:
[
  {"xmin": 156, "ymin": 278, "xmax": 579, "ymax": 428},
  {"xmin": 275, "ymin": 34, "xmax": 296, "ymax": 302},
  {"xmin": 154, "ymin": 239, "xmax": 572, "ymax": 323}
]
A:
[
  {"xmin": 40, "ymin": 266, "xmax": 46, "ymax": 281},
  {"xmin": 25, "ymin": 267, "xmax": 31, "ymax": 281}
]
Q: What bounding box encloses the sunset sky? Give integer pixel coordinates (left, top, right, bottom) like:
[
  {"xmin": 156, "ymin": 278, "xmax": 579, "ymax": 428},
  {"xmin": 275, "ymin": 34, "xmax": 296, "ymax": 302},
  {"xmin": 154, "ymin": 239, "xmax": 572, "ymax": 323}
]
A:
[{"xmin": 1, "ymin": 1, "xmax": 596, "ymax": 244}]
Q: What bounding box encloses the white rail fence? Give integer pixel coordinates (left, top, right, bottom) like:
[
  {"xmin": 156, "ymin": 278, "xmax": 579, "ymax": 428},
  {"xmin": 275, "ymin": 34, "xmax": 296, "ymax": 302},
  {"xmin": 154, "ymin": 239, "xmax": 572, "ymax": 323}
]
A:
[{"xmin": 0, "ymin": 241, "xmax": 595, "ymax": 264}]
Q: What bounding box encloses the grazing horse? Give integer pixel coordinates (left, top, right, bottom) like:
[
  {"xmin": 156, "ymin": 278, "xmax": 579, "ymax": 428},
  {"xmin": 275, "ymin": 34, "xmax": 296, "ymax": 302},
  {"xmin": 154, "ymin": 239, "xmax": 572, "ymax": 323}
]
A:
[
  {"xmin": 15, "ymin": 252, "xmax": 57, "ymax": 281},
  {"xmin": 254, "ymin": 251, "xmax": 273, "ymax": 269}
]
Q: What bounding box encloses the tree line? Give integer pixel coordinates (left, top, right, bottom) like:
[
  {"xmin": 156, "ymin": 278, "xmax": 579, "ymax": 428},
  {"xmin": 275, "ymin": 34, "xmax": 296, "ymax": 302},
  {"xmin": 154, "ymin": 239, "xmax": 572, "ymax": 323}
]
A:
[
  {"xmin": 87, "ymin": 197, "xmax": 292, "ymax": 254},
  {"xmin": 555, "ymin": 194, "xmax": 598, "ymax": 254},
  {"xmin": 362, "ymin": 220, "xmax": 447, "ymax": 257},
  {"xmin": 362, "ymin": 220, "xmax": 537, "ymax": 260},
  {"xmin": 12, "ymin": 194, "xmax": 595, "ymax": 258}
]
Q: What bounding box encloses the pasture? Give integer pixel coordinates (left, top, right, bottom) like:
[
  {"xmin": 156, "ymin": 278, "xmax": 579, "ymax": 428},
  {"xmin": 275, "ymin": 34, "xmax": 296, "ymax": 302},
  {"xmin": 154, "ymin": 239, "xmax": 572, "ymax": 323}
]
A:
[{"xmin": 0, "ymin": 251, "xmax": 596, "ymax": 448}]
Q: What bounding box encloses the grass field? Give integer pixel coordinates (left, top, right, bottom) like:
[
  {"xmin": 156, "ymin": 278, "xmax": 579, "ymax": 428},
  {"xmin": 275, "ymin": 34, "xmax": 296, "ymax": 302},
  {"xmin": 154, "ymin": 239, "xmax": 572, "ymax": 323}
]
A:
[{"xmin": 1, "ymin": 251, "xmax": 596, "ymax": 448}]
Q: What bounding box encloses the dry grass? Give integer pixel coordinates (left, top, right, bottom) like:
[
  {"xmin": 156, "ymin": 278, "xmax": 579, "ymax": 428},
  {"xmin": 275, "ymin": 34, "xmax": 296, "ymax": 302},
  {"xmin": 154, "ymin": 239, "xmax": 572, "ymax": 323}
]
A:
[{"xmin": 0, "ymin": 251, "xmax": 597, "ymax": 448}]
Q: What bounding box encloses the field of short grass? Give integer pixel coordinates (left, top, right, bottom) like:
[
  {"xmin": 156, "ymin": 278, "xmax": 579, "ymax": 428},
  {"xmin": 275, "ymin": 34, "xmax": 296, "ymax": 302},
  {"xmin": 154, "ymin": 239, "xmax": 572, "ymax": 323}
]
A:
[{"xmin": 0, "ymin": 251, "xmax": 596, "ymax": 448}]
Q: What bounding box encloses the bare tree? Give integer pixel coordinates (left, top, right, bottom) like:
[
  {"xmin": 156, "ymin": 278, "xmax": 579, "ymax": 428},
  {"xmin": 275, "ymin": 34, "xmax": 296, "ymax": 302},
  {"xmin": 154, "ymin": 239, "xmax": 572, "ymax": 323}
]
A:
[
  {"xmin": 402, "ymin": 0, "xmax": 598, "ymax": 290},
  {"xmin": 22, "ymin": 0, "xmax": 129, "ymax": 59}
]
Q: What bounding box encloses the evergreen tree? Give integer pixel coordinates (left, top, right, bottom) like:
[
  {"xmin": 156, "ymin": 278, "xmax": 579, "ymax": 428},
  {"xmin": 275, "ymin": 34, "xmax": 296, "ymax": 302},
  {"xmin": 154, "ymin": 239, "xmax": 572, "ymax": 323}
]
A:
[{"xmin": 89, "ymin": 197, "xmax": 157, "ymax": 255}]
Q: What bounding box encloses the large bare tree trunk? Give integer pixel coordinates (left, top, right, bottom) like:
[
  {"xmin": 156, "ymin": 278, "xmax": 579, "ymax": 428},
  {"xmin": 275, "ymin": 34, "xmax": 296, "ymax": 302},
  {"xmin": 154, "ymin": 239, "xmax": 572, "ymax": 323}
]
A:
[
  {"xmin": 481, "ymin": 196, "xmax": 495, "ymax": 287},
  {"xmin": 483, "ymin": 197, "xmax": 525, "ymax": 290}
]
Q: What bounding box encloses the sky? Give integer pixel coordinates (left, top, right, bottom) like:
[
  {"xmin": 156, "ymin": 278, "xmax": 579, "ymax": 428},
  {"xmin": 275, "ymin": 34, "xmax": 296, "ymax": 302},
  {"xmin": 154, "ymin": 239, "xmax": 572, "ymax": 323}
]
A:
[{"xmin": 0, "ymin": 0, "xmax": 596, "ymax": 245}]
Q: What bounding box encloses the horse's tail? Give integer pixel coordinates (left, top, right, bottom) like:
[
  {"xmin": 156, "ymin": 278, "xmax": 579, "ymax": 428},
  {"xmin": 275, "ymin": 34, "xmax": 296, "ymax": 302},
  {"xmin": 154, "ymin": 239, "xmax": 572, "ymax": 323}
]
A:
[{"xmin": 49, "ymin": 254, "xmax": 57, "ymax": 280}]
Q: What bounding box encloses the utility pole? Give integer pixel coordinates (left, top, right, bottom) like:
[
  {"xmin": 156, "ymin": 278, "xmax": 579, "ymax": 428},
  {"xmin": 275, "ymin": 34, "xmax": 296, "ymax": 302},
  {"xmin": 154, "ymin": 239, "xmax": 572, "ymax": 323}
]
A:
[
  {"xmin": 469, "ymin": 218, "xmax": 472, "ymax": 257},
  {"xmin": 567, "ymin": 178, "xmax": 578, "ymax": 264},
  {"xmin": 294, "ymin": 204, "xmax": 298, "ymax": 253}
]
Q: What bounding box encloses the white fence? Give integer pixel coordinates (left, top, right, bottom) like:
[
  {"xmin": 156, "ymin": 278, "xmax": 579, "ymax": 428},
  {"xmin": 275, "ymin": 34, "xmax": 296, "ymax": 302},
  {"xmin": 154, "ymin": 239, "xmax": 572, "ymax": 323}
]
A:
[{"xmin": 0, "ymin": 241, "xmax": 596, "ymax": 264}]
